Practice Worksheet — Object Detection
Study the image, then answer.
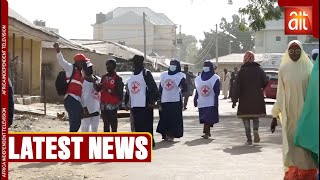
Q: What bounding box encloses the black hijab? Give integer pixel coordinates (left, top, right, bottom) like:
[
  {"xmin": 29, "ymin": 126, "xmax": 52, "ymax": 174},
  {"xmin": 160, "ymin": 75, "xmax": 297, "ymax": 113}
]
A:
[
  {"xmin": 201, "ymin": 61, "xmax": 215, "ymax": 81},
  {"xmin": 168, "ymin": 59, "xmax": 181, "ymax": 75}
]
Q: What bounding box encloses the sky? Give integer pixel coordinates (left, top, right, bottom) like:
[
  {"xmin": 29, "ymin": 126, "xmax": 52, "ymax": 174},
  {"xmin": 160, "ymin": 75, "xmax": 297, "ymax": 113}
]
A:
[{"xmin": 8, "ymin": 0, "xmax": 248, "ymax": 42}]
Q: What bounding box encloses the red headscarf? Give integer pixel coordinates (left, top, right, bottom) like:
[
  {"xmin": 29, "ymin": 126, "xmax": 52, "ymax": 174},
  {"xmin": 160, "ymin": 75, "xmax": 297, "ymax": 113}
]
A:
[{"xmin": 243, "ymin": 51, "xmax": 255, "ymax": 64}]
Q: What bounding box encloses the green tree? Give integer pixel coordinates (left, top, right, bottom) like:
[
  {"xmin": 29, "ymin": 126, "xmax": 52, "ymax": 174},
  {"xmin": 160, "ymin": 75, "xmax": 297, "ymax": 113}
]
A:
[
  {"xmin": 196, "ymin": 14, "xmax": 254, "ymax": 67},
  {"xmin": 178, "ymin": 33, "xmax": 199, "ymax": 63},
  {"xmin": 238, "ymin": 0, "xmax": 283, "ymax": 31}
]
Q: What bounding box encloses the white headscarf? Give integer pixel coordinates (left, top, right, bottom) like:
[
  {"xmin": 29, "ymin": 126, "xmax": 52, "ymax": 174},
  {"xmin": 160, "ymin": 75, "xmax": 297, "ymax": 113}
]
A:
[{"xmin": 280, "ymin": 40, "xmax": 310, "ymax": 67}]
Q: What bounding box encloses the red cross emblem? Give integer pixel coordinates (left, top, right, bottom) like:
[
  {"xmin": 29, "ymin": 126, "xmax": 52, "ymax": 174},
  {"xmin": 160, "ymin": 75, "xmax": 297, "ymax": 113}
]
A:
[
  {"xmin": 200, "ymin": 85, "xmax": 210, "ymax": 97},
  {"xmin": 131, "ymin": 81, "xmax": 141, "ymax": 94},
  {"xmin": 110, "ymin": 79, "xmax": 115, "ymax": 84},
  {"xmin": 164, "ymin": 79, "xmax": 175, "ymax": 91}
]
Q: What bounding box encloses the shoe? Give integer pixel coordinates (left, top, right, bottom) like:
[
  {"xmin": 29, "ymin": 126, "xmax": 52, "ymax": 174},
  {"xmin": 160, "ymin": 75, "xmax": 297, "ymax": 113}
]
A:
[
  {"xmin": 201, "ymin": 135, "xmax": 209, "ymax": 139},
  {"xmin": 245, "ymin": 141, "xmax": 252, "ymax": 145},
  {"xmin": 253, "ymin": 131, "xmax": 260, "ymax": 143},
  {"xmin": 168, "ymin": 137, "xmax": 174, "ymax": 142}
]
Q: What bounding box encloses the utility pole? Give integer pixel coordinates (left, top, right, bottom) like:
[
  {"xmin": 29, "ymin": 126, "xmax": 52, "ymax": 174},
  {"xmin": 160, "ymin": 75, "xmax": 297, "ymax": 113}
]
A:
[
  {"xmin": 228, "ymin": 33, "xmax": 231, "ymax": 54},
  {"xmin": 215, "ymin": 24, "xmax": 218, "ymax": 66},
  {"xmin": 143, "ymin": 12, "xmax": 147, "ymax": 61}
]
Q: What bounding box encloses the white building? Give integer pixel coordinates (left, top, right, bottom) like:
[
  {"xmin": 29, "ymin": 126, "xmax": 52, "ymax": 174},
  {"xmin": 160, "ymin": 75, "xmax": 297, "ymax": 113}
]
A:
[
  {"xmin": 92, "ymin": 7, "xmax": 177, "ymax": 58},
  {"xmin": 254, "ymin": 19, "xmax": 307, "ymax": 53}
]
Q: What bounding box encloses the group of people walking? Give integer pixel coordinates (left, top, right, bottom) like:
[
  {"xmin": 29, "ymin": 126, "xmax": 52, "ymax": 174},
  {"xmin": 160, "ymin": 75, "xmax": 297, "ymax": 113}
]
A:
[
  {"xmin": 54, "ymin": 43, "xmax": 124, "ymax": 133},
  {"xmin": 54, "ymin": 39, "xmax": 319, "ymax": 179}
]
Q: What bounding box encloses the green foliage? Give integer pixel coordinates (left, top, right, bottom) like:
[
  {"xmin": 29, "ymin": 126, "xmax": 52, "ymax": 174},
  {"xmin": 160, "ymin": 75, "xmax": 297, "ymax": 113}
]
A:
[
  {"xmin": 197, "ymin": 14, "xmax": 254, "ymax": 66},
  {"xmin": 239, "ymin": 0, "xmax": 283, "ymax": 31},
  {"xmin": 178, "ymin": 33, "xmax": 199, "ymax": 63}
]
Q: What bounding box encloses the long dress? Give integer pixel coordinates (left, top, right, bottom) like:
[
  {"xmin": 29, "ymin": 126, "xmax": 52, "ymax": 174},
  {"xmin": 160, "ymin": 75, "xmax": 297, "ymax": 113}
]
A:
[
  {"xmin": 294, "ymin": 56, "xmax": 319, "ymax": 167},
  {"xmin": 272, "ymin": 51, "xmax": 317, "ymax": 174},
  {"xmin": 156, "ymin": 74, "xmax": 186, "ymax": 138},
  {"xmin": 194, "ymin": 76, "xmax": 220, "ymax": 127}
]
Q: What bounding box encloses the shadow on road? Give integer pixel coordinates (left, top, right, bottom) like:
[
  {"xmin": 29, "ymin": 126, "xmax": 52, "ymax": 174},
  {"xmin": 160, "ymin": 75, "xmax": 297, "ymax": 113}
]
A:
[
  {"xmin": 184, "ymin": 138, "xmax": 214, "ymax": 146},
  {"xmin": 153, "ymin": 140, "xmax": 178, "ymax": 150},
  {"xmin": 18, "ymin": 162, "xmax": 59, "ymax": 169},
  {"xmin": 223, "ymin": 145, "xmax": 262, "ymax": 155}
]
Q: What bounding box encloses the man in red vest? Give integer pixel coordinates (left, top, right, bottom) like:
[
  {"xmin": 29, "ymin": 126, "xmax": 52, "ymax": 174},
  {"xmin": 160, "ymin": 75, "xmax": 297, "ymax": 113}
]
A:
[
  {"xmin": 94, "ymin": 59, "xmax": 124, "ymax": 132},
  {"xmin": 54, "ymin": 43, "xmax": 87, "ymax": 132}
]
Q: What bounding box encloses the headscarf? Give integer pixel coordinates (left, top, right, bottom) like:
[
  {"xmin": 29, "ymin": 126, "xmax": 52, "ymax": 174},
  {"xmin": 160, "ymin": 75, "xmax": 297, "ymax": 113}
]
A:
[
  {"xmin": 201, "ymin": 61, "xmax": 215, "ymax": 81},
  {"xmin": 168, "ymin": 59, "xmax": 181, "ymax": 75},
  {"xmin": 280, "ymin": 40, "xmax": 310, "ymax": 66},
  {"xmin": 312, "ymin": 49, "xmax": 319, "ymax": 57},
  {"xmin": 243, "ymin": 51, "xmax": 255, "ymax": 64}
]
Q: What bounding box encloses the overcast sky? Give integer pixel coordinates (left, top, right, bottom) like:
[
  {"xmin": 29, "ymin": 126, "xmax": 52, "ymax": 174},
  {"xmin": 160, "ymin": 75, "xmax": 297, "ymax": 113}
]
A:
[{"xmin": 8, "ymin": 0, "xmax": 248, "ymax": 41}]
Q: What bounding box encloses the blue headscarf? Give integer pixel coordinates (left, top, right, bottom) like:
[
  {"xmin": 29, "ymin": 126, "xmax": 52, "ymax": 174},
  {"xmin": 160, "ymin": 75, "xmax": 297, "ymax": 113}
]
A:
[
  {"xmin": 201, "ymin": 61, "xmax": 215, "ymax": 81},
  {"xmin": 168, "ymin": 59, "xmax": 181, "ymax": 75}
]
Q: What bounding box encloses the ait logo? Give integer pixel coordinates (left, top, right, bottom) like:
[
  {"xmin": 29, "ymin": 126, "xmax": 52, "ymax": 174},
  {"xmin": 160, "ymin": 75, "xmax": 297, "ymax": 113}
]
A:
[
  {"xmin": 131, "ymin": 81, "xmax": 141, "ymax": 94},
  {"xmin": 285, "ymin": 7, "xmax": 313, "ymax": 35},
  {"xmin": 164, "ymin": 79, "xmax": 175, "ymax": 91},
  {"xmin": 200, "ymin": 85, "xmax": 210, "ymax": 97}
]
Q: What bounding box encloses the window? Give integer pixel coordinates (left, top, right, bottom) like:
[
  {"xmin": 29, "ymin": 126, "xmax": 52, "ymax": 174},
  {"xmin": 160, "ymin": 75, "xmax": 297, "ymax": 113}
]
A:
[
  {"xmin": 287, "ymin": 36, "xmax": 298, "ymax": 44},
  {"xmin": 276, "ymin": 36, "xmax": 281, "ymax": 41}
]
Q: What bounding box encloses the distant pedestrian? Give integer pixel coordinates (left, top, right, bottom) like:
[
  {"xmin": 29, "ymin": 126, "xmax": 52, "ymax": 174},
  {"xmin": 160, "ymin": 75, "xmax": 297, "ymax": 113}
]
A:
[
  {"xmin": 182, "ymin": 65, "xmax": 195, "ymax": 110},
  {"xmin": 271, "ymin": 40, "xmax": 317, "ymax": 179},
  {"xmin": 94, "ymin": 59, "xmax": 124, "ymax": 132},
  {"xmin": 80, "ymin": 61, "xmax": 101, "ymax": 132},
  {"xmin": 232, "ymin": 51, "xmax": 269, "ymax": 145},
  {"xmin": 157, "ymin": 60, "xmax": 187, "ymax": 141},
  {"xmin": 125, "ymin": 55, "xmax": 159, "ymax": 147},
  {"xmin": 194, "ymin": 61, "xmax": 220, "ymax": 139},
  {"xmin": 229, "ymin": 67, "xmax": 238, "ymax": 101},
  {"xmin": 8, "ymin": 78, "xmax": 14, "ymax": 128},
  {"xmin": 221, "ymin": 68, "xmax": 231, "ymax": 99},
  {"xmin": 54, "ymin": 43, "xmax": 87, "ymax": 132}
]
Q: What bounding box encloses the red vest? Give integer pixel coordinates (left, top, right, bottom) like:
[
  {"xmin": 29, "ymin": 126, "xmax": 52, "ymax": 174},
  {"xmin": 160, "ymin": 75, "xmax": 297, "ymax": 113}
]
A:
[
  {"xmin": 66, "ymin": 70, "xmax": 83, "ymax": 97},
  {"xmin": 100, "ymin": 74, "xmax": 121, "ymax": 105}
]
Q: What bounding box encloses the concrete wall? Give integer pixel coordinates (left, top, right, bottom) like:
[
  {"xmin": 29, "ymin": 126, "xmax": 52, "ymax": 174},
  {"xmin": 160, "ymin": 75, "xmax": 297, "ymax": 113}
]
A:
[
  {"xmin": 255, "ymin": 30, "xmax": 307, "ymax": 53},
  {"xmin": 8, "ymin": 36, "xmax": 42, "ymax": 96}
]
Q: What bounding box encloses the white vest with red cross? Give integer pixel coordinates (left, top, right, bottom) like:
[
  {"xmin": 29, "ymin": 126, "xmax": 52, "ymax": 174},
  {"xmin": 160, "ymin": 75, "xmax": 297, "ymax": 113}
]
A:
[
  {"xmin": 160, "ymin": 72, "xmax": 185, "ymax": 103},
  {"xmin": 195, "ymin": 74, "xmax": 219, "ymax": 108},
  {"xmin": 127, "ymin": 71, "xmax": 147, "ymax": 108}
]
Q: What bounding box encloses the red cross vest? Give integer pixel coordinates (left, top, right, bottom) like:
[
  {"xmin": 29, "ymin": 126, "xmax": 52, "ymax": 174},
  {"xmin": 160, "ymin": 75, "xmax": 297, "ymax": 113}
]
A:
[
  {"xmin": 100, "ymin": 74, "xmax": 121, "ymax": 105},
  {"xmin": 194, "ymin": 74, "xmax": 219, "ymax": 108},
  {"xmin": 160, "ymin": 72, "xmax": 185, "ymax": 103},
  {"xmin": 66, "ymin": 69, "xmax": 84, "ymax": 97}
]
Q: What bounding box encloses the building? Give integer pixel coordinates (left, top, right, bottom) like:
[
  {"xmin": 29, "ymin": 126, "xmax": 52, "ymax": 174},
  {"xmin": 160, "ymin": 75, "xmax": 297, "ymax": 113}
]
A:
[
  {"xmin": 8, "ymin": 8, "xmax": 58, "ymax": 104},
  {"xmin": 254, "ymin": 19, "xmax": 307, "ymax": 53},
  {"xmin": 92, "ymin": 7, "xmax": 177, "ymax": 58},
  {"xmin": 33, "ymin": 20, "xmax": 59, "ymax": 34}
]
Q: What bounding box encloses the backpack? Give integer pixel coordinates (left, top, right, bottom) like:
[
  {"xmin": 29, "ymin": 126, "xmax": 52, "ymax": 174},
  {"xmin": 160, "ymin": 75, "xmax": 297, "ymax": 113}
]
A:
[{"xmin": 55, "ymin": 67, "xmax": 75, "ymax": 96}]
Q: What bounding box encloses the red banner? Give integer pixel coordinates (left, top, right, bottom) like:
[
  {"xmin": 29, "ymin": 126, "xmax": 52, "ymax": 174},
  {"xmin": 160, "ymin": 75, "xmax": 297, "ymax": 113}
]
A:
[
  {"xmin": 1, "ymin": 0, "xmax": 9, "ymax": 180},
  {"xmin": 8, "ymin": 133, "xmax": 153, "ymax": 162}
]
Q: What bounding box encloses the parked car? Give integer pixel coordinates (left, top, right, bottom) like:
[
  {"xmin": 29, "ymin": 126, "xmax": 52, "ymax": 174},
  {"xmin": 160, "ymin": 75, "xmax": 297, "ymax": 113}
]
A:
[
  {"xmin": 117, "ymin": 71, "xmax": 132, "ymax": 110},
  {"xmin": 264, "ymin": 70, "xmax": 278, "ymax": 99},
  {"xmin": 151, "ymin": 72, "xmax": 161, "ymax": 88},
  {"xmin": 117, "ymin": 71, "xmax": 161, "ymax": 110}
]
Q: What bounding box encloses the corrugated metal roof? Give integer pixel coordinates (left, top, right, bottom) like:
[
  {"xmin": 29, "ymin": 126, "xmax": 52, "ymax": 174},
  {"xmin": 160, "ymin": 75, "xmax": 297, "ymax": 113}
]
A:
[
  {"xmin": 71, "ymin": 39, "xmax": 168, "ymax": 67},
  {"xmin": 8, "ymin": 8, "xmax": 58, "ymax": 38}
]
